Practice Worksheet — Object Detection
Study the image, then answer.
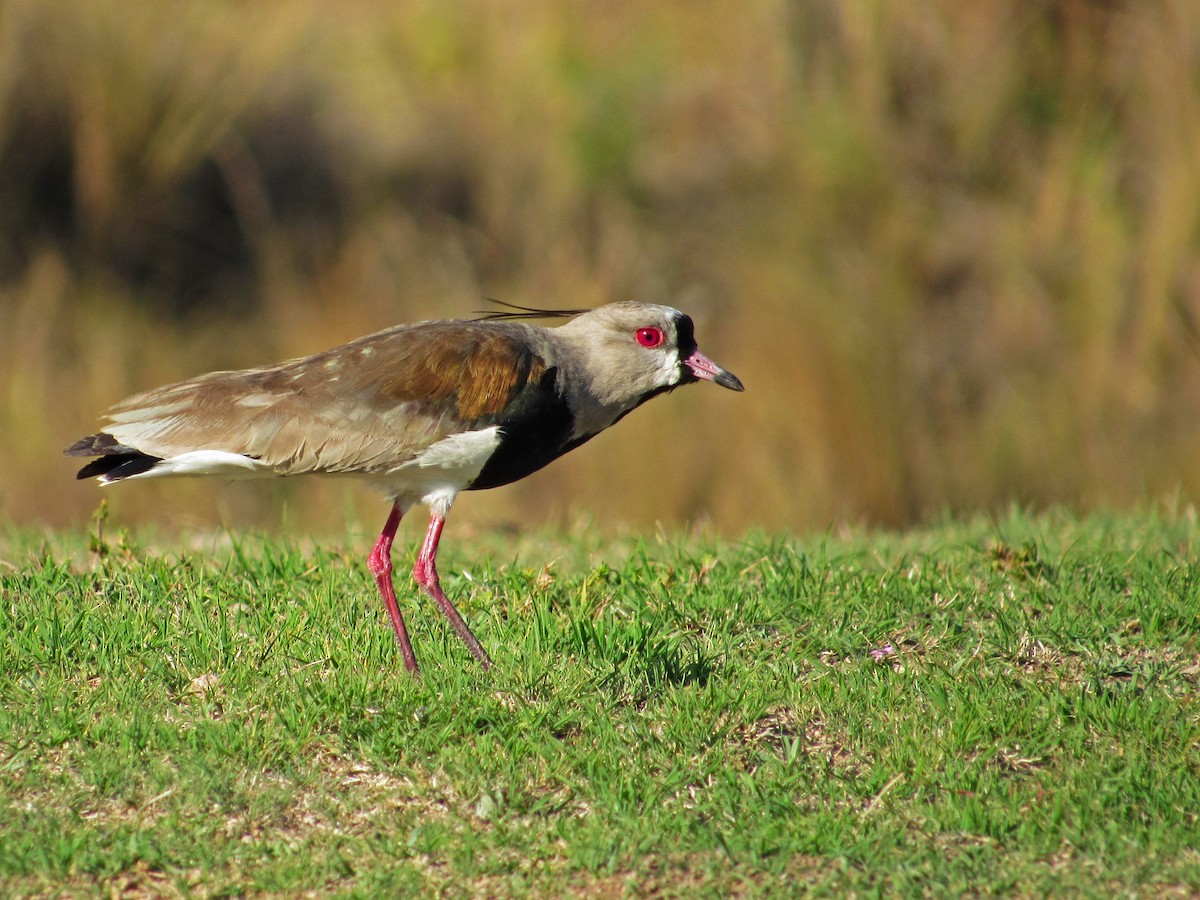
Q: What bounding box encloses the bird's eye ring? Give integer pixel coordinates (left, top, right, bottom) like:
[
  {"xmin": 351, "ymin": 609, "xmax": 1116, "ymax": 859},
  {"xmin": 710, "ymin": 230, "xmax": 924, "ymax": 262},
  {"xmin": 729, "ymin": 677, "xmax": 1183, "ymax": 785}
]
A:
[{"xmin": 635, "ymin": 327, "xmax": 664, "ymax": 348}]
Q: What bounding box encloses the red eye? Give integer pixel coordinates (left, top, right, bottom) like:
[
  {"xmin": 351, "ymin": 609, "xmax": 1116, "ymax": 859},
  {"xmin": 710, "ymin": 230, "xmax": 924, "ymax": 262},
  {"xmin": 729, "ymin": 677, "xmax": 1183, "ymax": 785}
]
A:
[{"xmin": 635, "ymin": 327, "xmax": 664, "ymax": 348}]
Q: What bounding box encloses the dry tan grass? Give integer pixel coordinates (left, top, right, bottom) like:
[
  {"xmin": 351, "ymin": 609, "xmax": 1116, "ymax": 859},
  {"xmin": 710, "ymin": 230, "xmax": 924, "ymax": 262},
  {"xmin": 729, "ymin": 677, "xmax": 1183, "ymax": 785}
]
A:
[{"xmin": 3, "ymin": 0, "xmax": 1200, "ymax": 535}]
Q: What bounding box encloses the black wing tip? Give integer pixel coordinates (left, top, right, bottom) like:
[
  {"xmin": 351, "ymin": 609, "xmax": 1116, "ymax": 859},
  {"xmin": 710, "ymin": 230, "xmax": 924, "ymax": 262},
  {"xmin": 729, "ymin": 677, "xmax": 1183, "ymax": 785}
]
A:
[
  {"xmin": 75, "ymin": 454, "xmax": 159, "ymax": 481},
  {"xmin": 66, "ymin": 432, "xmax": 162, "ymax": 481},
  {"xmin": 474, "ymin": 298, "xmax": 591, "ymax": 322}
]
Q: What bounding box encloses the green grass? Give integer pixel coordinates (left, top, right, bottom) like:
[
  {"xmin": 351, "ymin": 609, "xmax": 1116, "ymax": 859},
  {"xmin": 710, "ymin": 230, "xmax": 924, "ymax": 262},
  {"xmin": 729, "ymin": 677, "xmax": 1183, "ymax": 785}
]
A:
[{"xmin": 2, "ymin": 509, "xmax": 1199, "ymax": 896}]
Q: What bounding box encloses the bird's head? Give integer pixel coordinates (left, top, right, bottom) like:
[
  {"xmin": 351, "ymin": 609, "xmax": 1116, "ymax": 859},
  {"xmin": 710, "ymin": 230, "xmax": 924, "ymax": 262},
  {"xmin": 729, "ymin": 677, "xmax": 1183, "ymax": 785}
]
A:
[{"xmin": 556, "ymin": 302, "xmax": 743, "ymax": 410}]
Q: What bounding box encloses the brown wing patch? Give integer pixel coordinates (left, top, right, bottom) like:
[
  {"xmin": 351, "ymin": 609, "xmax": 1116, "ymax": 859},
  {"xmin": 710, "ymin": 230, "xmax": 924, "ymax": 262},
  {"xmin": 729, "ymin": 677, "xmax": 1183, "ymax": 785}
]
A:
[{"xmin": 374, "ymin": 326, "xmax": 546, "ymax": 423}]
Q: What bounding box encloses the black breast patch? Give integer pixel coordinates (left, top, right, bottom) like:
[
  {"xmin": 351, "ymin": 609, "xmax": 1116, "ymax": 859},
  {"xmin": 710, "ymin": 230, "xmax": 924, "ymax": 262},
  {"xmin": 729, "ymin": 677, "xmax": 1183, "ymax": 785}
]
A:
[{"xmin": 467, "ymin": 366, "xmax": 586, "ymax": 490}]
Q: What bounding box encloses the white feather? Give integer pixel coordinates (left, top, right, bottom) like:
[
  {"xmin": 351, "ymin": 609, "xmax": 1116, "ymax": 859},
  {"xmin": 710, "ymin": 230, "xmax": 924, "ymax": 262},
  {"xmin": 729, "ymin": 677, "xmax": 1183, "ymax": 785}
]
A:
[
  {"xmin": 407, "ymin": 427, "xmax": 501, "ymax": 473},
  {"xmin": 101, "ymin": 450, "xmax": 271, "ymax": 483},
  {"xmin": 422, "ymin": 486, "xmax": 459, "ymax": 519},
  {"xmin": 375, "ymin": 426, "xmax": 501, "ymax": 507}
]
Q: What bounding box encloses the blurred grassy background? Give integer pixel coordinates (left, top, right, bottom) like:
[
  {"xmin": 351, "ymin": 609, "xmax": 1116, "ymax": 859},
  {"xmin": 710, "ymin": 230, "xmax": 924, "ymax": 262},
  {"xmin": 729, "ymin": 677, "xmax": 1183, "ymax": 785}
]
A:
[{"xmin": 3, "ymin": 0, "xmax": 1200, "ymax": 536}]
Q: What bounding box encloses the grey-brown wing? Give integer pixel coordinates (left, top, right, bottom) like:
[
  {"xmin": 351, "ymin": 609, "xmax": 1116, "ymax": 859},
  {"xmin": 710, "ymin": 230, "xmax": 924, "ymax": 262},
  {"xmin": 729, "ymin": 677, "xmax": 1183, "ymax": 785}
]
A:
[{"xmin": 84, "ymin": 322, "xmax": 551, "ymax": 476}]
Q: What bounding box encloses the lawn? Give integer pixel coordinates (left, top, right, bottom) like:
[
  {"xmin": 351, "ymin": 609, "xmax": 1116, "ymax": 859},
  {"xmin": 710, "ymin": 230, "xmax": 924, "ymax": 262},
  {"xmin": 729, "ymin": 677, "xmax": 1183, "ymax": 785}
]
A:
[{"xmin": 1, "ymin": 508, "xmax": 1198, "ymax": 896}]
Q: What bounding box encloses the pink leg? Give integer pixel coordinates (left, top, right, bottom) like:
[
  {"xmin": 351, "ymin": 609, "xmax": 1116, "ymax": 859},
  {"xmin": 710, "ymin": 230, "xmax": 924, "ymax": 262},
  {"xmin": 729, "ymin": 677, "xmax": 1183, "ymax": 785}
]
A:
[
  {"xmin": 367, "ymin": 502, "xmax": 419, "ymax": 674},
  {"xmin": 414, "ymin": 513, "xmax": 494, "ymax": 670}
]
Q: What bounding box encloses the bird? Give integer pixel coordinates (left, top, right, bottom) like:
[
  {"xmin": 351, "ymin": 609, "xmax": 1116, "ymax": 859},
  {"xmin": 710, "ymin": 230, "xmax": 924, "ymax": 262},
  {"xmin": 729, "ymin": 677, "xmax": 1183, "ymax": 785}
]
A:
[{"xmin": 65, "ymin": 301, "xmax": 744, "ymax": 674}]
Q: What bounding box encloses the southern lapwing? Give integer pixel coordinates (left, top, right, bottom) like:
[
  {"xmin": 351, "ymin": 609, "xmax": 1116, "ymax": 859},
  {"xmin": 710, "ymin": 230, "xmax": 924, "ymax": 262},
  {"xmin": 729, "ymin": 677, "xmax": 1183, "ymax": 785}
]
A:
[{"xmin": 65, "ymin": 302, "xmax": 743, "ymax": 674}]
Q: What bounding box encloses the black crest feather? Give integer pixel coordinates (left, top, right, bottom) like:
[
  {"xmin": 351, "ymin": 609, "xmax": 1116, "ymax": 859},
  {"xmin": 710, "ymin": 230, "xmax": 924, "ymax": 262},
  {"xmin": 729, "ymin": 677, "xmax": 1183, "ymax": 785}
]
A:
[{"xmin": 474, "ymin": 299, "xmax": 590, "ymax": 322}]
